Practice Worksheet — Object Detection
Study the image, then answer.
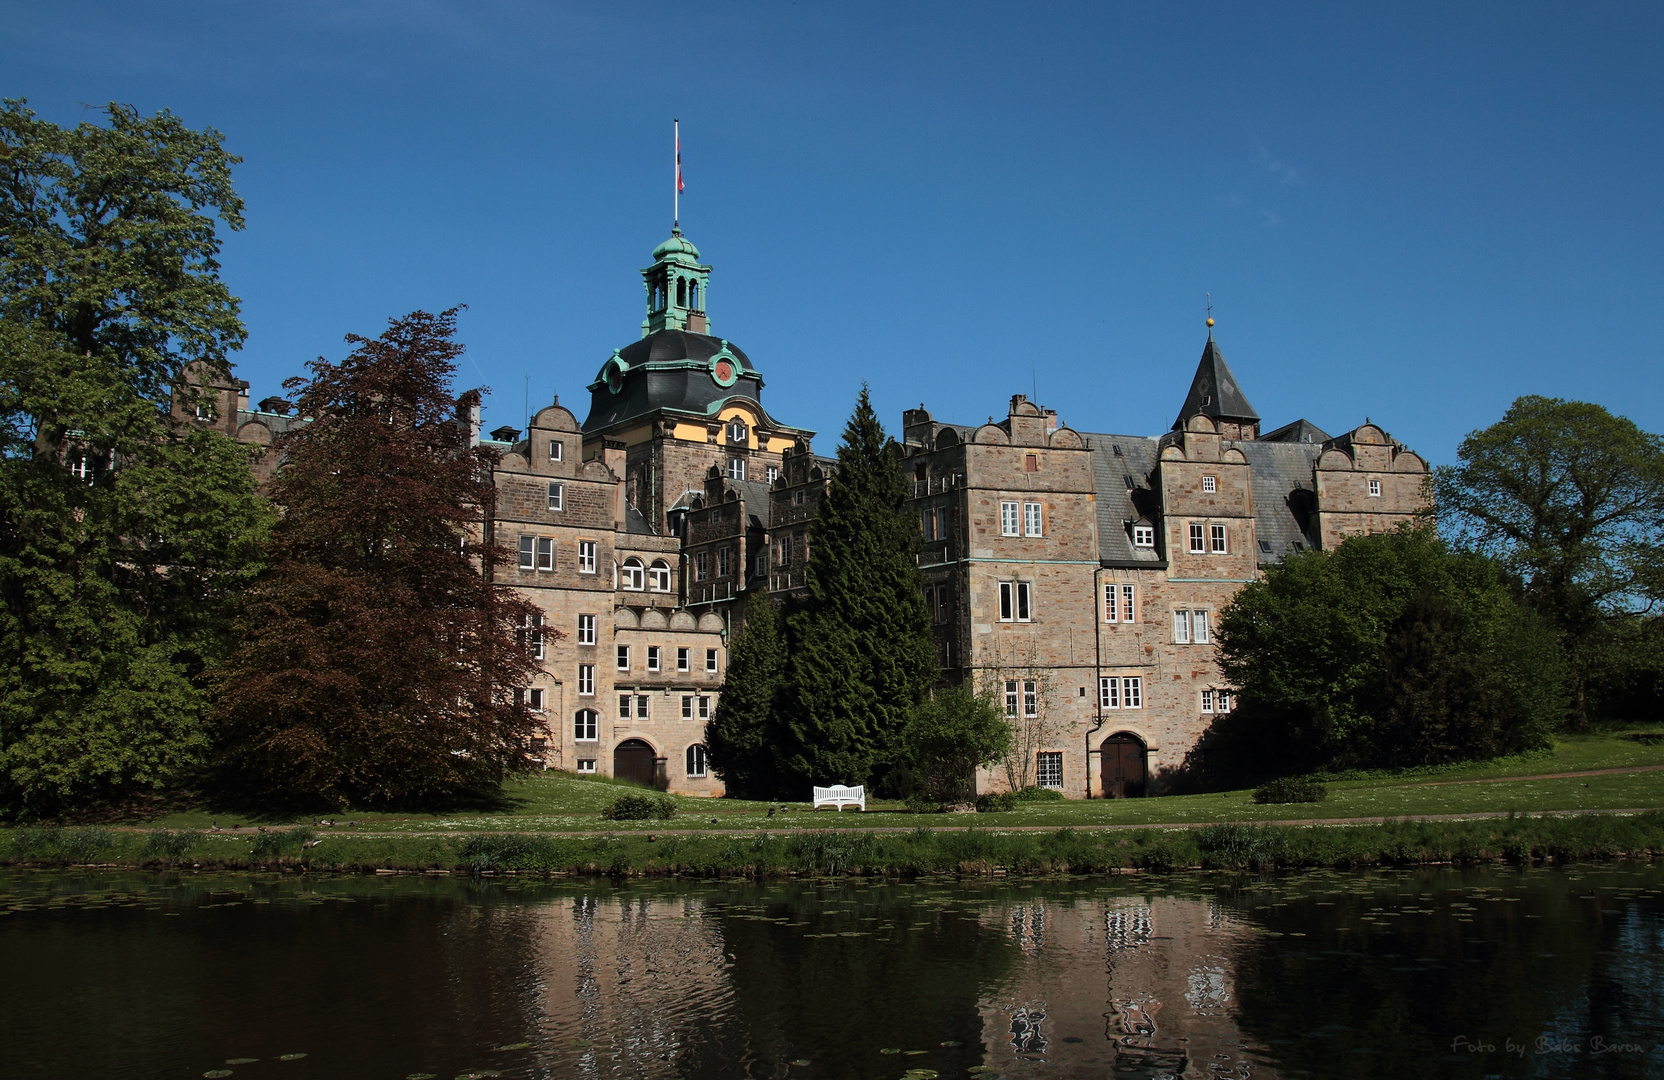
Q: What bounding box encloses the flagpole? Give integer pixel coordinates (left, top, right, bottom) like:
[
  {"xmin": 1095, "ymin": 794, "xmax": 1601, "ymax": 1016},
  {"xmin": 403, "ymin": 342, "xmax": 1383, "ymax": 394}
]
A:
[{"xmin": 673, "ymin": 118, "xmax": 680, "ymax": 229}]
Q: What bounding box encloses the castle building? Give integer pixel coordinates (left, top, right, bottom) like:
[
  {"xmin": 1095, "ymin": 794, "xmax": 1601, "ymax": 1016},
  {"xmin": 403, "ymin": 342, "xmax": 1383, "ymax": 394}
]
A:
[{"xmin": 220, "ymin": 230, "xmax": 1428, "ymax": 798}]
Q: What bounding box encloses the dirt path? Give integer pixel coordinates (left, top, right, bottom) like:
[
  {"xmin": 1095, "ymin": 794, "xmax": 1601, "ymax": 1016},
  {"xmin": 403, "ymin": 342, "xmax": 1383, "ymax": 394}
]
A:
[{"xmin": 1409, "ymin": 764, "xmax": 1664, "ymax": 786}]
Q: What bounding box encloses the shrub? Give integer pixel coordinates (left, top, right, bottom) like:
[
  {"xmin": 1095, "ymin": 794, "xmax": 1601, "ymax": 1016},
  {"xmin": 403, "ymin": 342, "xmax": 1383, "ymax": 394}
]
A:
[
  {"xmin": 1253, "ymin": 777, "xmax": 1328, "ymax": 804},
  {"xmin": 250, "ymin": 826, "xmax": 316, "ymax": 859},
  {"xmin": 143, "ymin": 829, "xmax": 199, "ymax": 858},
  {"xmin": 1013, "ymin": 786, "xmax": 1064, "ymax": 802},
  {"xmin": 600, "ymin": 793, "xmax": 677, "ymax": 821},
  {"xmin": 975, "ymin": 791, "xmax": 1018, "ymax": 813}
]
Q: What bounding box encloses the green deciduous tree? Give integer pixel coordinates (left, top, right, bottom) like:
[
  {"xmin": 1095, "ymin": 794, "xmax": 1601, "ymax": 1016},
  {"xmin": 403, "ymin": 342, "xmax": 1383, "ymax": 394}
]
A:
[
  {"xmin": 1179, "ymin": 526, "xmax": 1566, "ymax": 788},
  {"xmin": 1435, "ymin": 396, "xmax": 1664, "ymax": 724},
  {"xmin": 209, "ymin": 310, "xmax": 540, "ymax": 810},
  {"xmin": 0, "ymin": 100, "xmax": 269, "ymax": 817},
  {"xmin": 704, "ymin": 594, "xmax": 786, "ymax": 799},
  {"xmin": 778, "ymin": 387, "xmax": 936, "ymax": 792},
  {"xmin": 900, "ymin": 685, "xmax": 1012, "ymax": 807}
]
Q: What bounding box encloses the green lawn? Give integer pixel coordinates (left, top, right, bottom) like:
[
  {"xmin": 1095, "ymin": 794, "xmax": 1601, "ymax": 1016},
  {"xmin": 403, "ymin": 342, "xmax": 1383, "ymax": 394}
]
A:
[{"xmin": 121, "ymin": 727, "xmax": 1664, "ymax": 835}]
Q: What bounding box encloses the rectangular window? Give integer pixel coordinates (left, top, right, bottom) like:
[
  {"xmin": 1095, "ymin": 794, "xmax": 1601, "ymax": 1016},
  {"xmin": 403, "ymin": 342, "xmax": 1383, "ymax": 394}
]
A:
[
  {"xmin": 1025, "ymin": 454, "xmax": 1039, "ymax": 473},
  {"xmin": 777, "ymin": 537, "xmax": 791, "ymax": 566},
  {"xmin": 618, "ymin": 693, "xmax": 632, "ymax": 720},
  {"xmin": 1036, "ymin": 751, "xmax": 1063, "ymax": 788},
  {"xmin": 793, "ymin": 489, "xmax": 805, "ymax": 506},
  {"xmin": 766, "ymin": 465, "xmax": 778, "ymax": 485},
  {"xmin": 1022, "ymin": 679, "xmax": 1038, "ymax": 718},
  {"xmin": 1124, "ymin": 676, "xmax": 1142, "ymax": 708},
  {"xmin": 717, "ymin": 547, "xmax": 731, "ymax": 577},
  {"xmin": 574, "ymin": 711, "xmax": 597, "ymax": 741},
  {"xmin": 530, "ymin": 614, "xmax": 545, "ymax": 660},
  {"xmin": 1121, "ymin": 584, "xmax": 1136, "ymax": 622},
  {"xmin": 1004, "ymin": 680, "xmax": 1020, "ymax": 718},
  {"xmin": 1188, "ymin": 523, "xmax": 1206, "ymax": 553},
  {"xmin": 1133, "ymin": 524, "xmax": 1155, "ymax": 548},
  {"xmin": 647, "ymin": 645, "xmax": 660, "ymax": 672},
  {"xmin": 527, "ymin": 688, "xmax": 545, "ymax": 711},
  {"xmin": 1192, "ymin": 609, "xmax": 1209, "ymax": 644},
  {"xmin": 1104, "ymin": 582, "xmax": 1135, "ymax": 622},
  {"xmin": 999, "ymin": 580, "xmax": 1032, "ymax": 623},
  {"xmin": 578, "ymin": 540, "xmax": 597, "ymax": 574},
  {"xmin": 577, "ymin": 613, "xmax": 596, "ymax": 646},
  {"xmin": 1000, "ymin": 501, "xmax": 1020, "ymax": 537},
  {"xmin": 727, "ymin": 457, "xmax": 746, "ymax": 480},
  {"xmin": 1173, "ymin": 610, "xmax": 1191, "ymax": 644},
  {"xmin": 1202, "ymin": 475, "xmax": 1216, "ymax": 493},
  {"xmin": 698, "ymin": 696, "xmax": 711, "ymax": 719},
  {"xmin": 1099, "ymin": 676, "xmax": 1119, "ymax": 709},
  {"xmin": 576, "ymin": 758, "xmax": 596, "ymax": 773},
  {"xmin": 577, "ymin": 664, "xmax": 594, "ymax": 696},
  {"xmin": 677, "ymin": 646, "xmax": 690, "ymax": 672},
  {"xmin": 1218, "ymin": 690, "xmax": 1232, "ymax": 712},
  {"xmin": 695, "ymin": 551, "xmax": 709, "ymax": 580},
  {"xmin": 616, "ymin": 644, "xmax": 630, "ymax": 671},
  {"xmin": 1211, "ymin": 524, "xmax": 1228, "ymax": 553},
  {"xmin": 547, "ymin": 482, "xmax": 563, "ymax": 511},
  {"xmin": 705, "ymin": 648, "xmax": 718, "ymax": 673},
  {"xmin": 536, "ymin": 537, "xmax": 554, "ymax": 571},
  {"xmin": 519, "ymin": 535, "xmax": 534, "ymax": 570},
  {"xmin": 1023, "ymin": 502, "xmax": 1043, "ymax": 537},
  {"xmin": 687, "ymin": 744, "xmax": 707, "ymax": 778},
  {"xmin": 682, "ymin": 695, "xmax": 693, "ymax": 719},
  {"xmin": 1201, "ymin": 689, "xmax": 1214, "ymax": 713},
  {"xmin": 636, "ymin": 695, "xmax": 649, "ymax": 720},
  {"xmin": 548, "ymin": 439, "xmax": 563, "ymax": 462},
  {"xmin": 1368, "ymin": 478, "xmax": 1382, "ymax": 497},
  {"xmin": 921, "ymin": 509, "xmax": 935, "ymax": 540}
]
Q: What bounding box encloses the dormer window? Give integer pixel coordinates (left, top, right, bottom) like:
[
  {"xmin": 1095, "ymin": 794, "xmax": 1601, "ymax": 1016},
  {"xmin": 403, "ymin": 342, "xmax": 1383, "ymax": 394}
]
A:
[
  {"xmin": 548, "ymin": 440, "xmax": 562, "ymax": 462},
  {"xmin": 1133, "ymin": 524, "xmax": 1155, "ymax": 548}
]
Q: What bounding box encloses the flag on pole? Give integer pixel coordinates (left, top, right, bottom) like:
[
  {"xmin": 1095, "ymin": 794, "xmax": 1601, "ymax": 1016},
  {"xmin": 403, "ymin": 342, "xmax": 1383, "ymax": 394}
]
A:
[{"xmin": 676, "ymin": 121, "xmax": 684, "ymax": 193}]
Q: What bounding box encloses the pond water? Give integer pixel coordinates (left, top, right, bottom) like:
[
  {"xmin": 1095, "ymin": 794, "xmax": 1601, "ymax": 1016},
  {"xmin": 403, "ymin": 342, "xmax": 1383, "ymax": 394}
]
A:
[{"xmin": 0, "ymin": 864, "xmax": 1660, "ymax": 1080}]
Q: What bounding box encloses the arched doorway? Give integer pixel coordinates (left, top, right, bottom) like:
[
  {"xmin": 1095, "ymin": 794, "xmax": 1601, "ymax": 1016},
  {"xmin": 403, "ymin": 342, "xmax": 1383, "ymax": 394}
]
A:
[
  {"xmin": 1100, "ymin": 733, "xmax": 1147, "ymax": 798},
  {"xmin": 613, "ymin": 739, "xmax": 657, "ymax": 788}
]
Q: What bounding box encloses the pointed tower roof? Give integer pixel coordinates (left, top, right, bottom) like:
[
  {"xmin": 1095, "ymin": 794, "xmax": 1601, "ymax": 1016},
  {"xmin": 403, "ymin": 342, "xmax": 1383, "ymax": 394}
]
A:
[{"xmin": 1173, "ymin": 332, "xmax": 1259, "ymax": 431}]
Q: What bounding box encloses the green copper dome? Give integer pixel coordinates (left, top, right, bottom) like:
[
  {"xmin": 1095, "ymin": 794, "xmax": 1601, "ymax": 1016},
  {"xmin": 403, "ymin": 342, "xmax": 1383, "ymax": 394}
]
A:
[{"xmin": 652, "ymin": 231, "xmax": 700, "ymax": 260}]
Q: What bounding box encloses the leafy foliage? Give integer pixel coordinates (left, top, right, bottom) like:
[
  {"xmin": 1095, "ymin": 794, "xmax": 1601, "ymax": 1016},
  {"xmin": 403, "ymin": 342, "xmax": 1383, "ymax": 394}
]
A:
[
  {"xmin": 777, "ymin": 387, "xmax": 937, "ymax": 791},
  {"xmin": 1180, "ymin": 525, "xmax": 1566, "ymax": 788},
  {"xmin": 704, "ymin": 594, "xmax": 786, "ymax": 798},
  {"xmin": 599, "ymin": 793, "xmax": 677, "ymax": 821},
  {"xmin": 899, "ymin": 685, "xmax": 1012, "ymax": 806},
  {"xmin": 209, "ymin": 310, "xmax": 540, "ymax": 809},
  {"xmin": 1436, "ymin": 396, "xmax": 1664, "ymax": 724},
  {"xmin": 1253, "ymin": 777, "xmax": 1327, "ymax": 804},
  {"xmin": 0, "ymin": 100, "xmax": 268, "ymax": 817}
]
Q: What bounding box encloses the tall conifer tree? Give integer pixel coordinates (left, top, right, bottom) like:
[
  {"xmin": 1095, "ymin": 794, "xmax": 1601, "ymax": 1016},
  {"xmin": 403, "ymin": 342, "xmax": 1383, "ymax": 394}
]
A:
[
  {"xmin": 703, "ymin": 594, "xmax": 785, "ymax": 798},
  {"xmin": 779, "ymin": 387, "xmax": 935, "ymax": 790}
]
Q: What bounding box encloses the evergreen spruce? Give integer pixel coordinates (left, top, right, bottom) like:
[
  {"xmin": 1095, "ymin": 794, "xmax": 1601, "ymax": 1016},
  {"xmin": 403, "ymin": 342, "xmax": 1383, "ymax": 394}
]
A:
[
  {"xmin": 779, "ymin": 387, "xmax": 936, "ymax": 792},
  {"xmin": 703, "ymin": 594, "xmax": 785, "ymax": 799}
]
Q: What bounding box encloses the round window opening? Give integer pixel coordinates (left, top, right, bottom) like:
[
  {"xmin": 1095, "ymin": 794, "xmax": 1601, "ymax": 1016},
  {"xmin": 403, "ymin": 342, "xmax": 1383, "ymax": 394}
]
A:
[{"xmin": 605, "ymin": 360, "xmax": 625, "ymax": 394}]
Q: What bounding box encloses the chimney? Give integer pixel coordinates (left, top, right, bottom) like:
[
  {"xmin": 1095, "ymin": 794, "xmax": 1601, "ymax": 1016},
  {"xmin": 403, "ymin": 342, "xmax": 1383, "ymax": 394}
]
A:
[
  {"xmin": 1044, "ymin": 409, "xmax": 1058, "ymax": 434},
  {"xmin": 602, "ymin": 439, "xmax": 628, "ymax": 529}
]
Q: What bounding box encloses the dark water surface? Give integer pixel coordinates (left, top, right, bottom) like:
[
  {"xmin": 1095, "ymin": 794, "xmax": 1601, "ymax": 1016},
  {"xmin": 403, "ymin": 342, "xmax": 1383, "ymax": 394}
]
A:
[{"xmin": 1, "ymin": 864, "xmax": 1660, "ymax": 1079}]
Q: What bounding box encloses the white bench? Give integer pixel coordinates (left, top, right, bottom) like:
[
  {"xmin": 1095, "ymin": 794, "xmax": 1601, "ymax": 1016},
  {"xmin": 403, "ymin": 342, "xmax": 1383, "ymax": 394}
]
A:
[{"xmin": 812, "ymin": 785, "xmax": 866, "ymax": 812}]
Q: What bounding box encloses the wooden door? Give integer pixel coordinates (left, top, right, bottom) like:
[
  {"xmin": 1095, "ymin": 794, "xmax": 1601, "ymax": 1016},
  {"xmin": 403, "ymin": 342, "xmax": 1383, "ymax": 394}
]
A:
[
  {"xmin": 613, "ymin": 739, "xmax": 656, "ymax": 788},
  {"xmin": 1100, "ymin": 735, "xmax": 1147, "ymax": 798}
]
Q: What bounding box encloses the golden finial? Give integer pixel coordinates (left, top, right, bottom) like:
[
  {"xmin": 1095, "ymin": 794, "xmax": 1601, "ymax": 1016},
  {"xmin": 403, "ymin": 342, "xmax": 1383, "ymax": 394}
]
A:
[{"xmin": 1205, "ymin": 292, "xmax": 1215, "ymax": 329}]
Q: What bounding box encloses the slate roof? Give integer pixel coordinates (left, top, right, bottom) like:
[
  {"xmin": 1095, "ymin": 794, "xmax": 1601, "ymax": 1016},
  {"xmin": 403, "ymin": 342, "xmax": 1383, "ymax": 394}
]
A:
[
  {"xmin": 729, "ymin": 477, "xmax": 774, "ymax": 529},
  {"xmin": 1262, "ymin": 418, "xmax": 1332, "ymax": 444},
  {"xmin": 1238, "ymin": 440, "xmax": 1322, "ymax": 560},
  {"xmin": 1173, "ymin": 336, "xmax": 1259, "ymax": 429},
  {"xmin": 624, "ymin": 504, "xmax": 656, "ymax": 535},
  {"xmin": 583, "ymin": 329, "xmax": 765, "ymax": 433},
  {"xmin": 1080, "ymin": 432, "xmax": 1165, "ymax": 566}
]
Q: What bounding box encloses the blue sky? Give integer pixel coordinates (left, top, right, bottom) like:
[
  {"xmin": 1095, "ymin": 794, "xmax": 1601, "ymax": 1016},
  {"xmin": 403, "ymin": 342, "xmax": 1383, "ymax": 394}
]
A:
[{"xmin": 5, "ymin": 2, "xmax": 1661, "ymax": 464}]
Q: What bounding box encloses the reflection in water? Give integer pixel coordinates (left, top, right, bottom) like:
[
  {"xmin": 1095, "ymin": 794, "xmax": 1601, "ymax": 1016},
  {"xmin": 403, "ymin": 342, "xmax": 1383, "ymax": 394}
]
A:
[{"xmin": 0, "ymin": 865, "xmax": 1659, "ymax": 1079}]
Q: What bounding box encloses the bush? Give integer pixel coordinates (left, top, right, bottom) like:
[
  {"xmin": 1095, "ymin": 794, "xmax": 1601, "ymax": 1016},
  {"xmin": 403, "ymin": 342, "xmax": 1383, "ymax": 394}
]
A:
[
  {"xmin": 1013, "ymin": 786, "xmax": 1064, "ymax": 802},
  {"xmin": 900, "ymin": 686, "xmax": 1013, "ymax": 806},
  {"xmin": 143, "ymin": 829, "xmax": 199, "ymax": 858},
  {"xmin": 600, "ymin": 793, "xmax": 677, "ymax": 821},
  {"xmin": 1253, "ymin": 777, "xmax": 1328, "ymax": 804},
  {"xmin": 975, "ymin": 791, "xmax": 1018, "ymax": 813}
]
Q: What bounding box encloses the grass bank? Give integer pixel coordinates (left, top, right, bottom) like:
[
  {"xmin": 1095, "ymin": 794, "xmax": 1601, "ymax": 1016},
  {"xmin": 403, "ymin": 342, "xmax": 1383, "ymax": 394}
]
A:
[{"xmin": 5, "ymin": 812, "xmax": 1662, "ymax": 877}]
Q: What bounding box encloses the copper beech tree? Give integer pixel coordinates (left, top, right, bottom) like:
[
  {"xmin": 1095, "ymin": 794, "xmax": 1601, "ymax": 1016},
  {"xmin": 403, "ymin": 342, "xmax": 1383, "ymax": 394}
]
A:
[{"xmin": 211, "ymin": 310, "xmax": 544, "ymax": 808}]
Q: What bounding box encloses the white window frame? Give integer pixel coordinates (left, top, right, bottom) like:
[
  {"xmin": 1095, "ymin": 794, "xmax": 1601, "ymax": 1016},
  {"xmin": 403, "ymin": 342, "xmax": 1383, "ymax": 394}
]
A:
[
  {"xmin": 766, "ymin": 465, "xmax": 778, "ymax": 485},
  {"xmin": 577, "ymin": 664, "xmax": 594, "ymax": 696},
  {"xmin": 577, "ymin": 613, "xmax": 596, "ymax": 646},
  {"xmin": 527, "ymin": 614, "xmax": 545, "ymax": 660},
  {"xmin": 1217, "ymin": 690, "xmax": 1232, "ymax": 712},
  {"xmin": 548, "ymin": 439, "xmax": 563, "ymax": 462},
  {"xmin": 1188, "ymin": 523, "xmax": 1206, "ymax": 553},
  {"xmin": 698, "ymin": 695, "xmax": 710, "ymax": 719},
  {"xmin": 682, "ymin": 695, "xmax": 694, "ymax": 719},
  {"xmin": 636, "ymin": 694, "xmax": 649, "ymax": 720},
  {"xmin": 998, "ymin": 580, "xmax": 1032, "ymax": 623},
  {"xmin": 1202, "ymin": 475, "xmax": 1216, "ymax": 493},
  {"xmin": 1023, "ymin": 502, "xmax": 1043, "ymax": 537},
  {"xmin": 527, "ymin": 687, "xmax": 545, "ymax": 711},
  {"xmin": 618, "ymin": 693, "xmax": 632, "ymax": 720},
  {"xmin": 616, "ymin": 644, "xmax": 630, "ymax": 671},
  {"xmin": 1100, "ymin": 676, "xmax": 1142, "ymax": 709},
  {"xmin": 727, "ymin": 419, "xmax": 748, "ymax": 444},
  {"xmin": 1211, "ymin": 524, "xmax": 1228, "ymax": 554},
  {"xmin": 574, "ymin": 709, "xmax": 598, "ymax": 741},
  {"xmin": 727, "ymin": 456, "xmax": 746, "ymax": 481},
  {"xmin": 1036, "ymin": 751, "xmax": 1063, "ymax": 789},
  {"xmin": 621, "ymin": 558, "xmax": 645, "ymax": 591},
  {"xmin": 1004, "ymin": 680, "xmax": 1020, "ymax": 718},
  {"xmin": 1192, "ymin": 609, "xmax": 1209, "ymax": 644},
  {"xmin": 1133, "ymin": 524, "xmax": 1155, "ymax": 549},
  {"xmin": 1368, "ymin": 478, "xmax": 1382, "ymax": 497},
  {"xmin": 647, "ymin": 645, "xmax": 660, "ymax": 672},
  {"xmin": 1099, "ymin": 676, "xmax": 1119, "ymax": 709},
  {"xmin": 677, "ymin": 646, "xmax": 690, "ymax": 672},
  {"xmin": 519, "ymin": 536, "xmax": 534, "ymax": 570},
  {"xmin": 536, "ymin": 537, "xmax": 554, "ymax": 571},
  {"xmin": 1022, "ymin": 679, "xmax": 1038, "ymax": 718},
  {"xmin": 695, "ymin": 551, "xmax": 709, "ymax": 580},
  {"xmin": 1103, "ymin": 582, "xmax": 1136, "ymax": 623},
  {"xmin": 1201, "ymin": 689, "xmax": 1214, "ymax": 713},
  {"xmin": 717, "ymin": 547, "xmax": 731, "ymax": 578},
  {"xmin": 578, "ymin": 540, "xmax": 597, "ymax": 574},
  {"xmin": 648, "ymin": 560, "xmax": 671, "ymax": 592},
  {"xmin": 1000, "ymin": 501, "xmax": 1020, "ymax": 537},
  {"xmin": 576, "ymin": 758, "xmax": 596, "ymax": 773},
  {"xmin": 705, "ymin": 648, "xmax": 719, "ymax": 673},
  {"xmin": 686, "ymin": 743, "xmax": 708, "ymax": 778},
  {"xmin": 547, "ymin": 482, "xmax": 563, "ymax": 511}
]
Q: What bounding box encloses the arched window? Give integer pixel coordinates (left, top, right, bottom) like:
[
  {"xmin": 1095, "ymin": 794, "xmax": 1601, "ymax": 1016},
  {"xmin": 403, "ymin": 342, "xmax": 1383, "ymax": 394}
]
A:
[
  {"xmin": 688, "ymin": 280, "xmax": 699, "ymax": 308},
  {"xmin": 574, "ymin": 709, "xmax": 598, "ymax": 742},
  {"xmin": 686, "ymin": 743, "xmax": 708, "ymax": 778},
  {"xmin": 676, "ymin": 277, "xmax": 687, "ymax": 306},
  {"xmin": 648, "ymin": 560, "xmax": 672, "ymax": 592},
  {"xmin": 621, "ymin": 557, "xmax": 645, "ymax": 591}
]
